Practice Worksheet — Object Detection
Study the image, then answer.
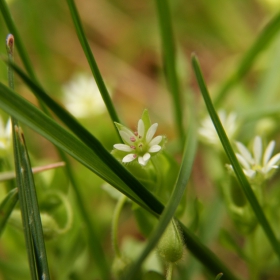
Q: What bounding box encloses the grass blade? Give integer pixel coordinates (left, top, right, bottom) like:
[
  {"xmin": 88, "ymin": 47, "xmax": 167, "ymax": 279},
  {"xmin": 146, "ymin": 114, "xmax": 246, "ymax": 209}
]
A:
[
  {"xmin": 13, "ymin": 124, "xmax": 50, "ymax": 279},
  {"xmin": 66, "ymin": 0, "xmax": 120, "ymax": 127},
  {"xmin": 192, "ymin": 53, "xmax": 280, "ymax": 261},
  {"xmin": 214, "ymin": 12, "xmax": 280, "ymax": 105},
  {"xmin": 0, "ymin": 81, "xmax": 155, "ymax": 212},
  {"xmin": 4, "ymin": 64, "xmax": 164, "ymax": 214},
  {"xmin": 7, "ymin": 34, "xmax": 50, "ymax": 280},
  {"xmin": 154, "ymin": 0, "xmax": 184, "ymax": 144},
  {"xmin": 0, "ymin": 188, "xmax": 18, "ymax": 236},
  {"xmin": 124, "ymin": 114, "xmax": 197, "ymax": 279}
]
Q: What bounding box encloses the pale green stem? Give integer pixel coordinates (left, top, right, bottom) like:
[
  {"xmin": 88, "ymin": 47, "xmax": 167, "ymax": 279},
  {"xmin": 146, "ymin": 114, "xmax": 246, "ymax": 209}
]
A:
[
  {"xmin": 112, "ymin": 195, "xmax": 127, "ymax": 258},
  {"xmin": 166, "ymin": 263, "xmax": 174, "ymax": 280}
]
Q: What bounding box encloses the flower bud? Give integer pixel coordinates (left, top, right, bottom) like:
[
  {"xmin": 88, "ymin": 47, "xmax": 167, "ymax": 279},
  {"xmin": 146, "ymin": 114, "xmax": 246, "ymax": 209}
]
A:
[{"xmin": 157, "ymin": 220, "xmax": 184, "ymax": 263}]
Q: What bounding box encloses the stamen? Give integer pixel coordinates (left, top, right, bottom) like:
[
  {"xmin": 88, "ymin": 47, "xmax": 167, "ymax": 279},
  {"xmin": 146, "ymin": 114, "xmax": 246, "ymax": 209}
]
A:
[
  {"xmin": 133, "ymin": 154, "xmax": 137, "ymax": 158},
  {"xmin": 134, "ymin": 131, "xmax": 138, "ymax": 136},
  {"xmin": 130, "ymin": 145, "xmax": 136, "ymax": 149},
  {"xmin": 130, "ymin": 137, "xmax": 136, "ymax": 142}
]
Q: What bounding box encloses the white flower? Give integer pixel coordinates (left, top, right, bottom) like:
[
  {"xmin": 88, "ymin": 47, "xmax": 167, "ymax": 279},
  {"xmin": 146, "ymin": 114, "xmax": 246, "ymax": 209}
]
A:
[
  {"xmin": 62, "ymin": 73, "xmax": 107, "ymax": 118},
  {"xmin": 228, "ymin": 136, "xmax": 280, "ymax": 182},
  {"xmin": 0, "ymin": 117, "xmax": 11, "ymax": 152},
  {"xmin": 198, "ymin": 110, "xmax": 238, "ymax": 148},
  {"xmin": 113, "ymin": 116, "xmax": 165, "ymax": 166}
]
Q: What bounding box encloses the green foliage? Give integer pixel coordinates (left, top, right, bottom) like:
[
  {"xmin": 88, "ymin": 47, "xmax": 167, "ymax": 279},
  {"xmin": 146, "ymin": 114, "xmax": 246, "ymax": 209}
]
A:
[{"xmin": 0, "ymin": 0, "xmax": 280, "ymax": 280}]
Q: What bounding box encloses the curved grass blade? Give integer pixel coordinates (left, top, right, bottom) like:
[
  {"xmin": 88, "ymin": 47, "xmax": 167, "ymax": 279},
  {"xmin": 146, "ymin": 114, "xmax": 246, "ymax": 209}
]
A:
[
  {"xmin": 154, "ymin": 0, "xmax": 184, "ymax": 144},
  {"xmin": 4, "ymin": 64, "xmax": 164, "ymax": 215},
  {"xmin": 214, "ymin": 12, "xmax": 280, "ymax": 106},
  {"xmin": 7, "ymin": 34, "xmax": 50, "ymax": 280},
  {"xmin": 66, "ymin": 0, "xmax": 120, "ymax": 128},
  {"xmin": 0, "ymin": 82, "xmax": 156, "ymax": 212},
  {"xmin": 123, "ymin": 115, "xmax": 197, "ymax": 279},
  {"xmin": 0, "ymin": 82, "xmax": 240, "ymax": 280},
  {"xmin": 0, "ymin": 188, "xmax": 18, "ymax": 236},
  {"xmin": 192, "ymin": 54, "xmax": 280, "ymax": 261},
  {"xmin": 13, "ymin": 124, "xmax": 50, "ymax": 280}
]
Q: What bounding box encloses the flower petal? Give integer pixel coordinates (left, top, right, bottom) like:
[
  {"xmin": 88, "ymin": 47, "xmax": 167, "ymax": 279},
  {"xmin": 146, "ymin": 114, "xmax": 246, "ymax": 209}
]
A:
[
  {"xmin": 122, "ymin": 154, "xmax": 137, "ymax": 163},
  {"xmin": 263, "ymin": 140, "xmax": 275, "ymax": 166},
  {"xmin": 149, "ymin": 135, "xmax": 162, "ymax": 146},
  {"xmin": 236, "ymin": 153, "xmax": 251, "ymax": 170},
  {"xmin": 236, "ymin": 142, "xmax": 254, "ymax": 165},
  {"xmin": 253, "ymin": 136, "xmax": 262, "ymax": 165},
  {"xmin": 264, "ymin": 153, "xmax": 280, "ymax": 173},
  {"xmin": 138, "ymin": 153, "xmax": 151, "ymax": 166},
  {"xmin": 243, "ymin": 169, "xmax": 256, "ymax": 179},
  {"xmin": 146, "ymin": 123, "xmax": 158, "ymax": 142},
  {"xmin": 113, "ymin": 144, "xmax": 134, "ymax": 152},
  {"xmin": 138, "ymin": 119, "xmax": 145, "ymax": 138},
  {"xmin": 149, "ymin": 145, "xmax": 161, "ymax": 153},
  {"xmin": 5, "ymin": 118, "xmax": 11, "ymax": 137},
  {"xmin": 120, "ymin": 131, "xmax": 134, "ymax": 145}
]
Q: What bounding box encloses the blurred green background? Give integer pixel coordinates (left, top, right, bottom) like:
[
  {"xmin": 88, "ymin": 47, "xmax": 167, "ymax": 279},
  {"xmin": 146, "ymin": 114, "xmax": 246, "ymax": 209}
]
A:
[{"xmin": 1, "ymin": 0, "xmax": 280, "ymax": 279}]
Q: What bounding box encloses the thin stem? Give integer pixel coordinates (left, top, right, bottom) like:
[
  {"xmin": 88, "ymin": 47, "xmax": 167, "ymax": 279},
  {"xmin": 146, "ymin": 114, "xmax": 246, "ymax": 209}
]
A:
[
  {"xmin": 166, "ymin": 263, "xmax": 174, "ymax": 280},
  {"xmin": 112, "ymin": 195, "xmax": 127, "ymax": 258},
  {"xmin": 66, "ymin": 0, "xmax": 121, "ymax": 133}
]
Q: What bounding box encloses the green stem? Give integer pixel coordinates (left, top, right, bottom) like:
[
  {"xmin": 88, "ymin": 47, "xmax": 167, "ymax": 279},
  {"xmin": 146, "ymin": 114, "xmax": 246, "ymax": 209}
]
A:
[
  {"xmin": 66, "ymin": 0, "xmax": 121, "ymax": 134},
  {"xmin": 166, "ymin": 263, "xmax": 174, "ymax": 280},
  {"xmin": 112, "ymin": 195, "xmax": 127, "ymax": 258}
]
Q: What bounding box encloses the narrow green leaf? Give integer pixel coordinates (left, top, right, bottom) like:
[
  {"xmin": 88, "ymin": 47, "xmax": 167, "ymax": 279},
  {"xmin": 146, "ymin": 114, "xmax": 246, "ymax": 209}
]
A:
[
  {"xmin": 66, "ymin": 0, "xmax": 120, "ymax": 128},
  {"xmin": 13, "ymin": 128, "xmax": 37, "ymax": 280},
  {"xmin": 124, "ymin": 112, "xmax": 197, "ymax": 279},
  {"xmin": 179, "ymin": 223, "xmax": 240, "ymax": 280},
  {"xmin": 192, "ymin": 54, "xmax": 280, "ymax": 261},
  {"xmin": 13, "ymin": 124, "xmax": 50, "ymax": 279},
  {"xmin": 215, "ymin": 273, "xmax": 224, "ymax": 280},
  {"xmin": 7, "ymin": 34, "xmax": 50, "ymax": 279},
  {"xmin": 0, "ymin": 188, "xmax": 18, "ymax": 236},
  {"xmin": 154, "ymin": 0, "xmax": 184, "ymax": 144},
  {"xmin": 214, "ymin": 12, "xmax": 280, "ymax": 105}
]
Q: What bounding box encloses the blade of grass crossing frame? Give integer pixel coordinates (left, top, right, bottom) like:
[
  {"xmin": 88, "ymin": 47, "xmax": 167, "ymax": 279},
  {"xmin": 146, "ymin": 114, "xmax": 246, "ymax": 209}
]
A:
[
  {"xmin": 0, "ymin": 81, "xmax": 240, "ymax": 280},
  {"xmin": 154, "ymin": 0, "xmax": 184, "ymax": 144},
  {"xmin": 66, "ymin": 0, "xmax": 120, "ymax": 128},
  {"xmin": 214, "ymin": 12, "xmax": 280, "ymax": 106},
  {"xmin": 192, "ymin": 54, "xmax": 280, "ymax": 261},
  {"xmin": 0, "ymin": 4, "xmax": 110, "ymax": 275},
  {"xmin": 5, "ymin": 64, "xmax": 165, "ymax": 215},
  {"xmin": 0, "ymin": 82, "xmax": 155, "ymax": 212},
  {"xmin": 7, "ymin": 34, "xmax": 50, "ymax": 280},
  {"xmin": 0, "ymin": 188, "xmax": 18, "ymax": 236},
  {"xmin": 124, "ymin": 114, "xmax": 197, "ymax": 279}
]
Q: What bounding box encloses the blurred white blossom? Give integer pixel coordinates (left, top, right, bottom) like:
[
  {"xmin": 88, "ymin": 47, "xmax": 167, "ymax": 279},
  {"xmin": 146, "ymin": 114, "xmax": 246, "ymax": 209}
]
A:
[
  {"xmin": 198, "ymin": 110, "xmax": 238, "ymax": 148},
  {"xmin": 62, "ymin": 73, "xmax": 108, "ymax": 118},
  {"xmin": 0, "ymin": 117, "xmax": 11, "ymax": 152},
  {"xmin": 227, "ymin": 136, "xmax": 280, "ymax": 183}
]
